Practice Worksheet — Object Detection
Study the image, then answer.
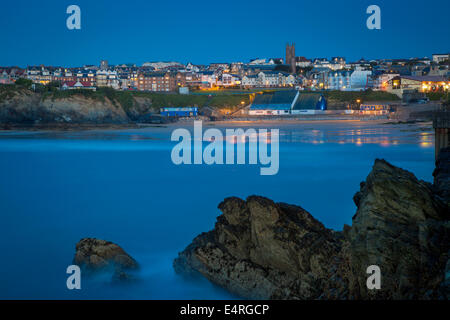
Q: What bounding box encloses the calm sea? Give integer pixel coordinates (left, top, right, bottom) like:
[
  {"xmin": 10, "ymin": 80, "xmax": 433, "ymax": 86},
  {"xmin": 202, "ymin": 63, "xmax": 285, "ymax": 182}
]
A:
[{"xmin": 0, "ymin": 120, "xmax": 435, "ymax": 299}]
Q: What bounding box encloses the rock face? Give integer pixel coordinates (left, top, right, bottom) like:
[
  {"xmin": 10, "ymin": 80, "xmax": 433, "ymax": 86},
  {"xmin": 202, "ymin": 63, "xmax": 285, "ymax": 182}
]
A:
[
  {"xmin": 39, "ymin": 96, "xmax": 129, "ymax": 124},
  {"xmin": 174, "ymin": 154, "xmax": 450, "ymax": 300},
  {"xmin": 73, "ymin": 238, "xmax": 138, "ymax": 280},
  {"xmin": 0, "ymin": 88, "xmax": 155, "ymax": 125},
  {"xmin": 347, "ymin": 159, "xmax": 448, "ymax": 299},
  {"xmin": 434, "ymin": 147, "xmax": 450, "ymax": 206},
  {"xmin": 175, "ymin": 197, "xmax": 343, "ymax": 299}
]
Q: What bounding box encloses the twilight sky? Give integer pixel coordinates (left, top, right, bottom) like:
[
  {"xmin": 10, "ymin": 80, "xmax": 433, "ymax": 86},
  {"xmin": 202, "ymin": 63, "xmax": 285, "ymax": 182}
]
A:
[{"xmin": 0, "ymin": 0, "xmax": 449, "ymax": 67}]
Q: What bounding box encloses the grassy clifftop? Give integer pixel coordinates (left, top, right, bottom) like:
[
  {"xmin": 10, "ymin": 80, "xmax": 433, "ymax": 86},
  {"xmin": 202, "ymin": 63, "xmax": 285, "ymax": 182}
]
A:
[
  {"xmin": 0, "ymin": 84, "xmax": 32, "ymax": 102},
  {"xmin": 42, "ymin": 87, "xmax": 251, "ymax": 110},
  {"xmin": 2, "ymin": 84, "xmax": 403, "ymax": 119},
  {"xmin": 2, "ymin": 84, "xmax": 252, "ymax": 108},
  {"xmin": 0, "ymin": 84, "xmax": 253, "ymax": 124}
]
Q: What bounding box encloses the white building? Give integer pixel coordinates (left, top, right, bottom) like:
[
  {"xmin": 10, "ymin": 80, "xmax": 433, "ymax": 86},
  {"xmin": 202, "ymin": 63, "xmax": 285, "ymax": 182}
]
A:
[
  {"xmin": 142, "ymin": 61, "xmax": 181, "ymax": 70},
  {"xmin": 241, "ymin": 72, "xmax": 295, "ymax": 88},
  {"xmin": 432, "ymin": 54, "xmax": 450, "ymax": 64},
  {"xmin": 312, "ymin": 58, "xmax": 344, "ymax": 71},
  {"xmin": 350, "ymin": 69, "xmax": 372, "ymax": 90},
  {"xmin": 259, "ymin": 72, "xmax": 279, "ymax": 87},
  {"xmin": 258, "ymin": 72, "xmax": 295, "ymax": 87},
  {"xmin": 296, "ymin": 57, "xmax": 312, "ymax": 68},
  {"xmin": 218, "ymin": 73, "xmax": 240, "ymax": 87},
  {"xmin": 96, "ymin": 70, "xmax": 119, "ymax": 89},
  {"xmin": 185, "ymin": 63, "xmax": 200, "ymax": 73},
  {"xmin": 241, "ymin": 75, "xmax": 258, "ymax": 87},
  {"xmin": 327, "ymin": 70, "xmax": 351, "ymax": 90},
  {"xmin": 249, "ymin": 58, "xmax": 268, "ymax": 65},
  {"xmin": 200, "ymin": 71, "xmax": 216, "ymax": 88}
]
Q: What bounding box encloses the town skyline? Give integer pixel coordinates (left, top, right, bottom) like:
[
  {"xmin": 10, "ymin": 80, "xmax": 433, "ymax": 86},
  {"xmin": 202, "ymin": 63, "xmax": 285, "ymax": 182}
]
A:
[
  {"xmin": 1, "ymin": 49, "xmax": 449, "ymax": 69},
  {"xmin": 2, "ymin": 49, "xmax": 448, "ymax": 98}
]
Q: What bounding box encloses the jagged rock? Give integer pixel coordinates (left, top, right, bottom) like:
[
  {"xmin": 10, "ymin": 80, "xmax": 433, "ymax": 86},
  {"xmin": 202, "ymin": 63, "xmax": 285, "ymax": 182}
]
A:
[
  {"xmin": 348, "ymin": 159, "xmax": 449, "ymax": 299},
  {"xmin": 174, "ymin": 156, "xmax": 450, "ymax": 300},
  {"xmin": 434, "ymin": 147, "xmax": 450, "ymax": 205},
  {"xmin": 73, "ymin": 238, "xmax": 138, "ymax": 280},
  {"xmin": 174, "ymin": 196, "xmax": 344, "ymax": 299}
]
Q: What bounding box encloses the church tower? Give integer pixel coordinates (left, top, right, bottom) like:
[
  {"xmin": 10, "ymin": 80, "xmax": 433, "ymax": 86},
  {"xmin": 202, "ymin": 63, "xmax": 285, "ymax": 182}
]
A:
[{"xmin": 286, "ymin": 43, "xmax": 296, "ymax": 74}]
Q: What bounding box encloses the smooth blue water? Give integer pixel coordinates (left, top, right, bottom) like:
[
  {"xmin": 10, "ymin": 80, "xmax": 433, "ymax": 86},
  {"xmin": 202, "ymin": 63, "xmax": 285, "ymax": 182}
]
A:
[{"xmin": 0, "ymin": 120, "xmax": 435, "ymax": 299}]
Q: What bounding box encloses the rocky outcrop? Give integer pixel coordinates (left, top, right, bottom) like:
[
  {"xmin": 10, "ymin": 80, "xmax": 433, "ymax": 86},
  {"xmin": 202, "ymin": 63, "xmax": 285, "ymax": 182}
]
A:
[
  {"xmin": 73, "ymin": 238, "xmax": 138, "ymax": 281},
  {"xmin": 174, "ymin": 197, "xmax": 344, "ymax": 299},
  {"xmin": 0, "ymin": 88, "xmax": 156, "ymax": 125},
  {"xmin": 174, "ymin": 154, "xmax": 450, "ymax": 300},
  {"xmin": 39, "ymin": 96, "xmax": 129, "ymax": 124},
  {"xmin": 434, "ymin": 147, "xmax": 450, "ymax": 206},
  {"xmin": 129, "ymin": 96, "xmax": 154, "ymax": 121},
  {"xmin": 347, "ymin": 159, "xmax": 448, "ymax": 299},
  {"xmin": 0, "ymin": 88, "xmax": 43, "ymax": 124}
]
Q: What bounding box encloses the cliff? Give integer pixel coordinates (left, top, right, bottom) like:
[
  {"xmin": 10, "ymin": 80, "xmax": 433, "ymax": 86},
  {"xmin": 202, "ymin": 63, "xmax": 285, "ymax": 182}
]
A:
[
  {"xmin": 0, "ymin": 87, "xmax": 155, "ymax": 126},
  {"xmin": 174, "ymin": 151, "xmax": 450, "ymax": 300},
  {"xmin": 0, "ymin": 85, "xmax": 252, "ymax": 127}
]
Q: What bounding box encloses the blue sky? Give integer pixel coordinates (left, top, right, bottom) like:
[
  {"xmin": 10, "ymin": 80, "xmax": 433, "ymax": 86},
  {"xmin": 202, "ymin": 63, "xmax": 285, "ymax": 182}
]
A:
[{"xmin": 0, "ymin": 0, "xmax": 449, "ymax": 67}]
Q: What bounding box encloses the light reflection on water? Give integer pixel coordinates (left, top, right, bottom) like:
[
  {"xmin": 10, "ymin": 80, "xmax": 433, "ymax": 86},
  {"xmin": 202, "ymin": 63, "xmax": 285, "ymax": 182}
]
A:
[
  {"xmin": 278, "ymin": 124, "xmax": 433, "ymax": 146},
  {"xmin": 0, "ymin": 121, "xmax": 435, "ymax": 148}
]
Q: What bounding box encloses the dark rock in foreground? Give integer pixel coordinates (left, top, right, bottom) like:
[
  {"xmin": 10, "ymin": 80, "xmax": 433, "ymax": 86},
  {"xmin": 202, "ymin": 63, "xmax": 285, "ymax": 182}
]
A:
[
  {"xmin": 434, "ymin": 147, "xmax": 450, "ymax": 206},
  {"xmin": 174, "ymin": 150, "xmax": 450, "ymax": 300},
  {"xmin": 174, "ymin": 197, "xmax": 344, "ymax": 299},
  {"xmin": 74, "ymin": 238, "xmax": 138, "ymax": 280},
  {"xmin": 347, "ymin": 159, "xmax": 448, "ymax": 299}
]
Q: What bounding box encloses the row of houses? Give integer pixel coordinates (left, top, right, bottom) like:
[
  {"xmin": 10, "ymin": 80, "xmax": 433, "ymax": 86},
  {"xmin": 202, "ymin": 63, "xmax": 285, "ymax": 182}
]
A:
[
  {"xmin": 1, "ymin": 52, "xmax": 449, "ymax": 96},
  {"xmin": 136, "ymin": 69, "xmax": 298, "ymax": 91},
  {"xmin": 306, "ymin": 67, "xmax": 449, "ymax": 96},
  {"xmin": 308, "ymin": 68, "xmax": 373, "ymax": 91},
  {"xmin": 291, "ymin": 54, "xmax": 449, "ymax": 72},
  {"xmin": 241, "ymin": 72, "xmax": 296, "ymax": 88},
  {"xmin": 0, "ymin": 67, "xmax": 25, "ymax": 84},
  {"xmin": 18, "ymin": 65, "xmax": 122, "ymax": 89}
]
